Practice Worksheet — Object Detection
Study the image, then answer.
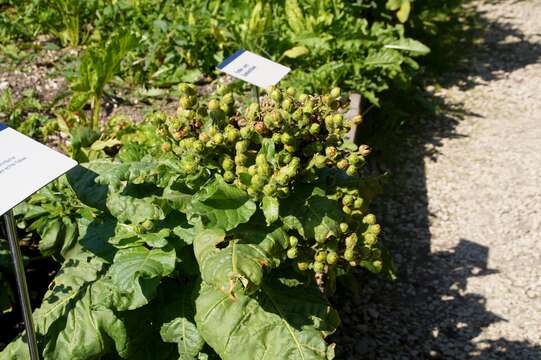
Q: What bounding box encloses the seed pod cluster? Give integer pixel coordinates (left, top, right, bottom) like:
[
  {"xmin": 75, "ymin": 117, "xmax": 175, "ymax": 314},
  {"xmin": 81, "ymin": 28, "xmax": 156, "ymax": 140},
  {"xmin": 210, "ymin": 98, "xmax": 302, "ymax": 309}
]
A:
[
  {"xmin": 288, "ymin": 211, "xmax": 383, "ymax": 275},
  {"xmin": 154, "ymin": 84, "xmax": 373, "ymax": 196},
  {"xmin": 152, "ymin": 83, "xmax": 384, "ymax": 277}
]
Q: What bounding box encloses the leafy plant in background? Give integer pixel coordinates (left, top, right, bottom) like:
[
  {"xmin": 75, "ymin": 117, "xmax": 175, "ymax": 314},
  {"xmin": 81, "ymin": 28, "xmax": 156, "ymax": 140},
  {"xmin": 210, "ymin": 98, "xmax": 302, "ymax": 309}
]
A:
[
  {"xmin": 1, "ymin": 84, "xmax": 390, "ymax": 359},
  {"xmin": 68, "ymin": 32, "xmax": 137, "ymax": 130}
]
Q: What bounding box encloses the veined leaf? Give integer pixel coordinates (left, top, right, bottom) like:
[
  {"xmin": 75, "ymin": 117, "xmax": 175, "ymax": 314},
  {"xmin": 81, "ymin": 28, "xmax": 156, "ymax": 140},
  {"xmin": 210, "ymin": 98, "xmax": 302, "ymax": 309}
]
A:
[
  {"xmin": 384, "ymin": 38, "xmax": 430, "ymax": 55},
  {"xmin": 282, "ymin": 45, "xmax": 309, "ymax": 59},
  {"xmin": 195, "ymin": 279, "xmax": 339, "ymax": 360},
  {"xmin": 281, "ymin": 184, "xmax": 344, "ymax": 243},
  {"xmin": 193, "ymin": 229, "xmax": 270, "ymax": 295},
  {"xmin": 0, "ymin": 254, "xmax": 129, "ymax": 360},
  {"xmin": 110, "ymin": 245, "xmax": 176, "ymax": 310},
  {"xmin": 285, "ymin": 0, "xmax": 306, "ymax": 34},
  {"xmin": 160, "ymin": 281, "xmax": 205, "ymax": 360},
  {"xmin": 107, "ymin": 193, "xmax": 165, "ymax": 225},
  {"xmin": 190, "ymin": 175, "xmax": 256, "ymax": 231},
  {"xmin": 262, "ymin": 196, "xmax": 279, "ymax": 225}
]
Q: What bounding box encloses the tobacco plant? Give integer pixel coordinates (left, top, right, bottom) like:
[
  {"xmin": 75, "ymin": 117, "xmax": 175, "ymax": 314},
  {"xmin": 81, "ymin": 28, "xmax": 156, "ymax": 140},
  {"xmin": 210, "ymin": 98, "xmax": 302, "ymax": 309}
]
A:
[{"xmin": 1, "ymin": 85, "xmax": 390, "ymax": 359}]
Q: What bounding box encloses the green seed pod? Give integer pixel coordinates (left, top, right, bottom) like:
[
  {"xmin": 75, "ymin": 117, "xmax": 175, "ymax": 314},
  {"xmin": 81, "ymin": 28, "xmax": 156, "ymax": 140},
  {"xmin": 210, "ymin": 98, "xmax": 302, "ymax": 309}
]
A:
[
  {"xmin": 342, "ymin": 195, "xmax": 354, "ymax": 207},
  {"xmin": 325, "ymin": 146, "xmax": 337, "ymax": 158},
  {"xmin": 236, "ymin": 140, "xmax": 249, "ymax": 153},
  {"xmin": 178, "ymin": 83, "xmax": 196, "ymax": 96},
  {"xmin": 272, "ymin": 133, "xmax": 282, "ymax": 143},
  {"xmin": 208, "ymin": 99, "xmax": 220, "ymax": 111},
  {"xmin": 367, "ymin": 224, "xmax": 381, "ymax": 235},
  {"xmin": 235, "ymin": 153, "xmax": 248, "ymax": 166},
  {"xmin": 339, "ymin": 222, "xmax": 349, "ymax": 233},
  {"xmin": 141, "ymin": 220, "xmax": 154, "ymax": 231},
  {"xmin": 330, "ymin": 87, "xmax": 341, "ymax": 98},
  {"xmin": 235, "ymin": 166, "xmax": 248, "ymax": 175},
  {"xmin": 342, "ymin": 205, "xmax": 352, "ymax": 215},
  {"xmin": 343, "ymin": 249, "xmax": 355, "ymax": 261},
  {"xmin": 275, "ymin": 173, "xmax": 289, "ymax": 186},
  {"xmin": 193, "ymin": 140, "xmax": 204, "ymax": 152},
  {"xmin": 314, "ymin": 154, "xmax": 327, "ymax": 168},
  {"xmin": 282, "ymin": 98, "xmax": 293, "ymax": 112},
  {"xmin": 226, "ymin": 128, "xmax": 239, "ymax": 143},
  {"xmin": 309, "ymin": 123, "xmax": 320, "ymax": 135},
  {"xmin": 322, "ymin": 94, "xmax": 333, "ymax": 106},
  {"xmin": 287, "ymin": 247, "xmax": 298, "ymax": 259},
  {"xmin": 281, "ymin": 152, "xmax": 293, "ymax": 165},
  {"xmin": 262, "ymin": 182, "xmax": 277, "ymax": 196},
  {"xmin": 248, "ymin": 165, "xmax": 257, "ymax": 176},
  {"xmin": 222, "ymin": 157, "xmax": 234, "ymax": 171},
  {"xmin": 324, "ymin": 115, "xmax": 334, "ymax": 130},
  {"xmin": 289, "ymin": 236, "xmax": 299, "ymax": 247},
  {"xmin": 223, "ymin": 171, "xmax": 235, "ymax": 183},
  {"xmin": 351, "ymin": 115, "xmax": 363, "ymax": 125},
  {"xmin": 303, "ymin": 100, "xmax": 313, "ymax": 114},
  {"xmin": 247, "ymin": 186, "xmax": 259, "ymax": 197},
  {"xmin": 345, "ymin": 233, "xmax": 358, "ymax": 248},
  {"xmin": 297, "ymin": 262, "xmax": 309, "ymax": 271},
  {"xmin": 332, "ymin": 114, "xmax": 344, "ymax": 128},
  {"xmin": 208, "ymin": 126, "xmax": 218, "ymax": 136},
  {"xmin": 348, "ymin": 154, "xmax": 361, "ymax": 165},
  {"xmin": 313, "ymin": 261, "xmax": 325, "ymax": 273},
  {"xmin": 337, "ymin": 159, "xmax": 349, "ymax": 170},
  {"xmin": 222, "ymin": 93, "xmax": 234, "ymax": 105},
  {"xmin": 363, "ymin": 214, "xmax": 376, "ymax": 225},
  {"xmin": 251, "ymin": 174, "xmax": 267, "ymax": 188},
  {"xmin": 298, "ymin": 94, "xmax": 308, "ymax": 102},
  {"xmin": 271, "ymin": 89, "xmax": 283, "ymax": 103},
  {"xmin": 372, "ymin": 260, "xmax": 382, "ymax": 272},
  {"xmin": 240, "ymin": 126, "xmax": 253, "ymax": 139},
  {"xmin": 284, "ymin": 144, "xmax": 296, "ymax": 153},
  {"xmin": 364, "ymin": 233, "xmax": 377, "ymax": 245},
  {"xmin": 315, "ymin": 251, "xmax": 326, "ymax": 263},
  {"xmin": 326, "ymin": 251, "xmax": 338, "ymax": 265},
  {"xmin": 286, "ymin": 87, "xmax": 296, "ymax": 97},
  {"xmin": 257, "ymin": 163, "xmax": 271, "ymax": 177},
  {"xmin": 180, "ymin": 95, "xmax": 196, "ymax": 109},
  {"xmin": 256, "ymin": 153, "xmax": 267, "ymax": 166},
  {"xmin": 281, "ymin": 133, "xmax": 293, "ymax": 145},
  {"xmin": 346, "ymin": 165, "xmax": 358, "ymax": 176},
  {"xmin": 213, "ymin": 133, "xmax": 224, "ymax": 145},
  {"xmin": 353, "ymin": 198, "xmax": 364, "ymax": 209}
]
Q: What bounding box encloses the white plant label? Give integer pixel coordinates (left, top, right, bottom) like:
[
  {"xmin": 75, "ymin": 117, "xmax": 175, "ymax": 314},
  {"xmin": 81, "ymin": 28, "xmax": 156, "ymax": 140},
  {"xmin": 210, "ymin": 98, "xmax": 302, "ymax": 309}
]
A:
[
  {"xmin": 217, "ymin": 49, "xmax": 290, "ymax": 88},
  {"xmin": 0, "ymin": 123, "xmax": 77, "ymax": 215}
]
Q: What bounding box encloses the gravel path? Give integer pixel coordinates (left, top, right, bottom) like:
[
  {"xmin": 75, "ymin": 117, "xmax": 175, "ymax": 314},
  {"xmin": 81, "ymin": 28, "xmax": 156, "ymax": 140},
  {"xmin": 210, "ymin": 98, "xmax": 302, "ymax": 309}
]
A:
[{"xmin": 332, "ymin": 1, "xmax": 541, "ymax": 358}]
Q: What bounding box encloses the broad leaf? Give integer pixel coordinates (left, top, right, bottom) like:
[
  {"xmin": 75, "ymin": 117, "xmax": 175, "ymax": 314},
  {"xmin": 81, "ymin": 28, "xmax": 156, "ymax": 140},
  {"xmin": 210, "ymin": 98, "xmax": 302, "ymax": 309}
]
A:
[
  {"xmin": 160, "ymin": 281, "xmax": 205, "ymax": 360},
  {"xmin": 107, "ymin": 193, "xmax": 165, "ymax": 225},
  {"xmin": 281, "ymin": 184, "xmax": 343, "ymax": 243},
  {"xmin": 385, "ymin": 38, "xmax": 430, "ymax": 55},
  {"xmin": 110, "ymin": 246, "xmax": 176, "ymax": 310},
  {"xmin": 262, "ymin": 196, "xmax": 279, "ymax": 225},
  {"xmin": 195, "ymin": 279, "xmax": 339, "ymax": 360},
  {"xmin": 283, "ymin": 45, "xmax": 309, "ymax": 59},
  {"xmin": 190, "ymin": 176, "xmax": 256, "ymax": 231},
  {"xmin": 193, "ymin": 229, "xmax": 271, "ymax": 295},
  {"xmin": 0, "ymin": 254, "xmax": 129, "ymax": 360}
]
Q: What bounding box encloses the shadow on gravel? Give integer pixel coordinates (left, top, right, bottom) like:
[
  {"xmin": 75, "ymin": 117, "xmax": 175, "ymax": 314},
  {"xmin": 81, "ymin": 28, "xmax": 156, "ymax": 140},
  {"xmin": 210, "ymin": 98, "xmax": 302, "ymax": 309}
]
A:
[{"xmin": 331, "ymin": 2, "xmax": 541, "ymax": 359}]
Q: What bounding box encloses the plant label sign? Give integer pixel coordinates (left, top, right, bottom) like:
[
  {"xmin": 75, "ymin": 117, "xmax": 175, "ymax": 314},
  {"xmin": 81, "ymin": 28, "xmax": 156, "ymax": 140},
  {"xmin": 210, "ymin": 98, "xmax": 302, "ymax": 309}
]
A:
[
  {"xmin": 0, "ymin": 123, "xmax": 77, "ymax": 216},
  {"xmin": 217, "ymin": 49, "xmax": 290, "ymax": 88}
]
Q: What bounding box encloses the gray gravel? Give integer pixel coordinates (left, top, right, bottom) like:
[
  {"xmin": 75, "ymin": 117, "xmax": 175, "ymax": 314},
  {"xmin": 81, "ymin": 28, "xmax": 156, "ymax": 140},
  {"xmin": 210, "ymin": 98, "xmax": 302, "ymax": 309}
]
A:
[{"xmin": 332, "ymin": 1, "xmax": 541, "ymax": 359}]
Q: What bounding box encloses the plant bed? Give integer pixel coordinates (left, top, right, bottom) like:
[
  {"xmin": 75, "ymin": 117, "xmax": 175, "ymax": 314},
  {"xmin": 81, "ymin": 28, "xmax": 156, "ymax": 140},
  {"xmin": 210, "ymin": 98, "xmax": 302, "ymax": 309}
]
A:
[{"xmin": 1, "ymin": 84, "xmax": 392, "ymax": 359}]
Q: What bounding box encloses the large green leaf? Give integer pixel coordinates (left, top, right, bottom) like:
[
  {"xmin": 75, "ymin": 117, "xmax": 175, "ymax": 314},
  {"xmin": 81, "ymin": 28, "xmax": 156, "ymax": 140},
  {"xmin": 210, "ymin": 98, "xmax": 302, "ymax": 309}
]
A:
[
  {"xmin": 107, "ymin": 193, "xmax": 165, "ymax": 225},
  {"xmin": 385, "ymin": 38, "xmax": 430, "ymax": 55},
  {"xmin": 193, "ymin": 229, "xmax": 271, "ymax": 295},
  {"xmin": 0, "ymin": 254, "xmax": 128, "ymax": 360},
  {"xmin": 281, "ymin": 185, "xmax": 344, "ymax": 243},
  {"xmin": 67, "ymin": 162, "xmax": 116, "ymax": 211},
  {"xmin": 195, "ymin": 279, "xmax": 339, "ymax": 360},
  {"xmin": 120, "ymin": 280, "xmax": 200, "ymax": 360},
  {"xmin": 190, "ymin": 176, "xmax": 256, "ymax": 231},
  {"xmin": 160, "ymin": 281, "xmax": 205, "ymax": 360},
  {"xmin": 109, "ymin": 245, "xmax": 176, "ymax": 310}
]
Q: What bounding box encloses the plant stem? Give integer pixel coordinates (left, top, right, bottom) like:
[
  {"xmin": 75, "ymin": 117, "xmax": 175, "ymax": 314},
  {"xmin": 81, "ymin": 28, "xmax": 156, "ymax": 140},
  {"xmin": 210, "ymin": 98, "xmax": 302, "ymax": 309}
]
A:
[{"xmin": 91, "ymin": 95, "xmax": 101, "ymax": 130}]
